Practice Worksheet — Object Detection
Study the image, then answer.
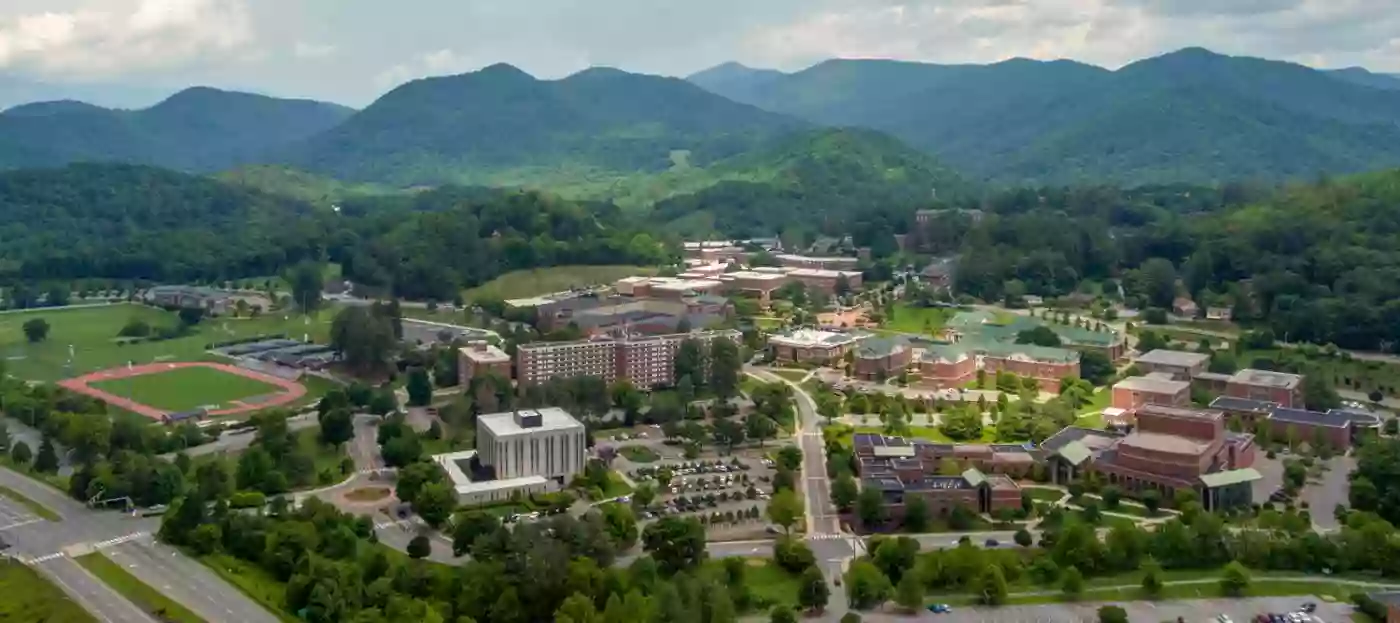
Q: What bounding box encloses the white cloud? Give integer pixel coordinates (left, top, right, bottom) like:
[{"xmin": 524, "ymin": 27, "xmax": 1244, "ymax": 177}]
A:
[
  {"xmin": 0, "ymin": 0, "xmax": 252, "ymax": 77},
  {"xmin": 293, "ymin": 41, "xmax": 336, "ymax": 60},
  {"xmin": 374, "ymin": 48, "xmax": 487, "ymax": 88}
]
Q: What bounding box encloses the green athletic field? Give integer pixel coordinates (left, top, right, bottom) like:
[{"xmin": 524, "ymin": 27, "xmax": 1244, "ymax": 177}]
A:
[
  {"xmin": 87, "ymin": 365, "xmax": 285, "ymax": 412},
  {"xmin": 0, "ymin": 303, "xmax": 336, "ymax": 382}
]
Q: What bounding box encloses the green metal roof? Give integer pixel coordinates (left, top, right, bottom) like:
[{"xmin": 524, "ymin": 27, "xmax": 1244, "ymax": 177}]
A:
[
  {"xmin": 857, "ymin": 336, "xmax": 911, "ymax": 359},
  {"xmin": 1053, "ymin": 440, "xmax": 1093, "ymax": 466},
  {"xmin": 961, "ymin": 468, "xmax": 987, "ymax": 488},
  {"xmin": 1199, "ymin": 468, "xmax": 1263, "ymax": 489}
]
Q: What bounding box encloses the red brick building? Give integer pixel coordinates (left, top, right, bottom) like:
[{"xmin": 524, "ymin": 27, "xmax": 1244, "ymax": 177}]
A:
[
  {"xmin": 1223, "ymin": 369, "xmax": 1304, "ymax": 408},
  {"xmin": 458, "ymin": 341, "xmax": 513, "ymax": 386},
  {"xmin": 1111, "ymin": 373, "xmax": 1191, "ymax": 411},
  {"xmin": 516, "ymin": 330, "xmax": 740, "ymax": 389},
  {"xmin": 854, "ymin": 337, "xmax": 914, "ymax": 381}
]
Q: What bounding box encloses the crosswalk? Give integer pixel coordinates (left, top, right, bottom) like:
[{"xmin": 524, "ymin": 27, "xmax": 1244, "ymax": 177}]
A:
[
  {"xmin": 806, "ymin": 533, "xmax": 846, "ymax": 541},
  {"xmin": 94, "ymin": 531, "xmax": 150, "ymax": 549},
  {"xmin": 23, "ymin": 552, "xmax": 65, "ymax": 565}
]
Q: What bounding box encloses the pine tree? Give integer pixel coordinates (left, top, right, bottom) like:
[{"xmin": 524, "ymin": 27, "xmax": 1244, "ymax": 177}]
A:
[{"xmin": 34, "ymin": 436, "xmax": 59, "ymax": 473}]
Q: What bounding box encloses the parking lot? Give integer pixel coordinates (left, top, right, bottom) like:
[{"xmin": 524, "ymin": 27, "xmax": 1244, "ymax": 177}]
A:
[
  {"xmin": 860, "ymin": 596, "xmax": 1351, "ymax": 623},
  {"xmin": 619, "ymin": 449, "xmax": 780, "ymax": 540},
  {"xmin": 1251, "ymin": 452, "xmax": 1354, "ymax": 530}
]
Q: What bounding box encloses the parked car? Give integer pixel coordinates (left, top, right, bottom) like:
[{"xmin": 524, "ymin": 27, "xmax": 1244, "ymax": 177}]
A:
[{"xmin": 927, "ymin": 604, "xmax": 951, "ymax": 614}]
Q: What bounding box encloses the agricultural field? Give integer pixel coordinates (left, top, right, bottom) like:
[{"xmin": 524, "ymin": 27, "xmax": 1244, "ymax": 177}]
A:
[
  {"xmin": 87, "ymin": 365, "xmax": 286, "ymax": 413},
  {"xmin": 463, "ymin": 265, "xmax": 658, "ymax": 302},
  {"xmin": 0, "ymin": 303, "xmax": 337, "ymax": 381}
]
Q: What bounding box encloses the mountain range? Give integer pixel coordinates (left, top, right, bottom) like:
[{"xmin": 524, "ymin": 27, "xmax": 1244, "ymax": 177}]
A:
[
  {"xmin": 0, "ymin": 87, "xmax": 354, "ymax": 172},
  {"xmin": 2, "ymin": 47, "xmax": 1400, "ymax": 201},
  {"xmin": 688, "ymin": 48, "xmax": 1400, "ymax": 186}
]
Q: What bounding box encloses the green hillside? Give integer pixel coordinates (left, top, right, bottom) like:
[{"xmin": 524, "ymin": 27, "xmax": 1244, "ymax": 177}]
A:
[
  {"xmin": 282, "ymin": 64, "xmax": 806, "ymax": 188},
  {"xmin": 649, "ymin": 127, "xmax": 971, "ymax": 240},
  {"xmin": 0, "ymin": 88, "xmax": 353, "ymax": 172},
  {"xmin": 691, "ymin": 48, "xmax": 1400, "ymax": 186}
]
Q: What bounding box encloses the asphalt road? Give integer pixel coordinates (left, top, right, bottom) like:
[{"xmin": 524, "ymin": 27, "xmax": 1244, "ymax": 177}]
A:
[
  {"xmin": 160, "ymin": 411, "xmax": 318, "ymax": 459},
  {"xmin": 0, "ymin": 467, "xmax": 278, "ymax": 623}
]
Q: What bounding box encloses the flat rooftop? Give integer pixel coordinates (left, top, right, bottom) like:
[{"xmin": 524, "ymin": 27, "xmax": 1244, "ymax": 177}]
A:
[
  {"xmin": 433, "ymin": 450, "xmax": 549, "ymax": 494},
  {"xmin": 460, "ymin": 342, "xmax": 510, "ymax": 364},
  {"xmin": 769, "ymin": 329, "xmax": 865, "ymax": 348},
  {"xmin": 1040, "ymin": 426, "xmax": 1124, "ymax": 454},
  {"xmin": 775, "ymin": 254, "xmax": 858, "ymax": 264},
  {"xmin": 1268, "ymin": 407, "xmax": 1351, "ymax": 429},
  {"xmin": 722, "ymin": 271, "xmax": 788, "ymax": 282},
  {"xmin": 788, "ymin": 268, "xmax": 863, "ymax": 279},
  {"xmin": 1119, "ymin": 431, "xmax": 1212, "ymax": 456},
  {"xmin": 1114, "ymin": 375, "xmax": 1191, "ymax": 395},
  {"xmin": 1136, "ymin": 349, "xmax": 1211, "ymax": 368},
  {"xmin": 1136, "ymin": 403, "xmax": 1224, "ymax": 422},
  {"xmin": 1210, "ymin": 396, "xmax": 1278, "ymax": 413},
  {"xmin": 478, "ymin": 407, "xmax": 585, "ymax": 437},
  {"xmin": 1230, "ymin": 368, "xmax": 1303, "ymax": 389}
]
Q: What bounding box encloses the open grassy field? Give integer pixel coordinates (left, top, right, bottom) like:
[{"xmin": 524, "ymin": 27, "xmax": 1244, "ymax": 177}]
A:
[
  {"xmin": 883, "ymin": 303, "xmax": 954, "ymax": 336},
  {"xmin": 844, "ymin": 425, "xmax": 1007, "ymax": 445},
  {"xmin": 0, "ymin": 559, "xmax": 96, "ymax": 622},
  {"xmin": 76, "ymin": 552, "xmax": 207, "ymax": 623},
  {"xmin": 0, "ymin": 304, "xmax": 337, "ymax": 381},
  {"xmin": 463, "ymin": 265, "xmax": 658, "ymax": 302},
  {"xmin": 89, "ymin": 366, "xmax": 285, "ymax": 412}
]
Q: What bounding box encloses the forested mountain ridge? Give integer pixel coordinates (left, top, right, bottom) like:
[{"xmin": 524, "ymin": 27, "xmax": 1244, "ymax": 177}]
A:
[
  {"xmin": 279, "ymin": 63, "xmax": 807, "ymax": 187},
  {"xmin": 690, "ymin": 48, "xmax": 1400, "ymax": 186},
  {"xmin": 0, "ymin": 163, "xmax": 672, "ymax": 301},
  {"xmin": 0, "ymin": 87, "xmax": 354, "ymax": 172},
  {"xmin": 648, "ymin": 127, "xmax": 971, "ymax": 244}
]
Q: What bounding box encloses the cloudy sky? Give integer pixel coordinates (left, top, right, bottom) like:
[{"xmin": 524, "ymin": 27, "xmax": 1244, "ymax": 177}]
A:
[{"xmin": 2, "ymin": 0, "xmax": 1398, "ymax": 107}]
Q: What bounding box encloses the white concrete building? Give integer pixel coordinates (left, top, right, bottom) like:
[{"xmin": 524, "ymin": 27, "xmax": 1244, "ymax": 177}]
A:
[
  {"xmin": 476, "ymin": 407, "xmax": 587, "ymax": 481},
  {"xmin": 433, "ymin": 407, "xmax": 589, "ymax": 505}
]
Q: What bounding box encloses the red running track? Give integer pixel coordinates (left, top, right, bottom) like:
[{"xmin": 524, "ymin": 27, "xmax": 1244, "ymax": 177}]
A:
[{"xmin": 58, "ymin": 361, "xmax": 307, "ymax": 421}]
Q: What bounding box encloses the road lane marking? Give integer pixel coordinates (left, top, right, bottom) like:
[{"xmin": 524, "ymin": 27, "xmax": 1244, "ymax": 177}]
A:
[{"xmin": 0, "ymin": 518, "xmax": 41, "ymax": 532}]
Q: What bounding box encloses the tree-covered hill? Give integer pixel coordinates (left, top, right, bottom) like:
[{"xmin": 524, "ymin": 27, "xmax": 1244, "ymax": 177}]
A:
[
  {"xmin": 0, "ymin": 164, "xmax": 672, "ymax": 300},
  {"xmin": 0, "ymin": 87, "xmax": 354, "ymax": 172},
  {"xmin": 648, "ymin": 127, "xmax": 971, "ymax": 244},
  {"xmin": 690, "ymin": 48, "xmax": 1400, "ymax": 186},
  {"xmin": 280, "ymin": 63, "xmax": 806, "ymax": 187}
]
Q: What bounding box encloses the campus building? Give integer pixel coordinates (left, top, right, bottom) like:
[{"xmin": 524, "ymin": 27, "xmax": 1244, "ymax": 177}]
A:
[
  {"xmin": 458, "ymin": 341, "xmax": 512, "ymax": 386},
  {"xmin": 515, "ymin": 329, "xmax": 741, "ymax": 389},
  {"xmin": 854, "ymin": 434, "xmax": 1024, "ymax": 524},
  {"xmin": 558, "ymin": 295, "xmax": 732, "ymax": 337},
  {"xmin": 942, "ymin": 310, "xmax": 1127, "ymax": 362},
  {"xmin": 614, "ymin": 276, "xmax": 727, "ymax": 299},
  {"xmin": 914, "ymin": 341, "xmax": 1081, "ymax": 392},
  {"xmin": 1043, "ymin": 404, "xmax": 1260, "ymax": 512},
  {"xmin": 853, "ymin": 336, "xmax": 914, "ymax": 381},
  {"xmin": 1209, "ymin": 396, "xmax": 1381, "ymax": 452},
  {"xmin": 774, "ymin": 254, "xmax": 861, "ymax": 271},
  {"xmin": 1134, "ymin": 349, "xmax": 1211, "ymax": 381},
  {"xmin": 681, "ymin": 241, "xmax": 748, "ymax": 264},
  {"xmin": 767, "ymin": 329, "xmax": 867, "ymax": 365},
  {"xmin": 434, "ymin": 408, "xmax": 588, "ymax": 505},
  {"xmin": 1111, "ymin": 373, "xmax": 1192, "ymax": 411}
]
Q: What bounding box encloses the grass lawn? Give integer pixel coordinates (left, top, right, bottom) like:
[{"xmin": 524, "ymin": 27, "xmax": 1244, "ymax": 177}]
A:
[
  {"xmin": 0, "ymin": 304, "xmax": 338, "ymax": 381},
  {"xmin": 1023, "ymin": 487, "xmax": 1066, "ymax": 503},
  {"xmin": 0, "ymin": 559, "xmax": 96, "ymax": 622},
  {"xmin": 198, "ymin": 554, "xmax": 297, "ymax": 623},
  {"xmin": 771, "ymin": 368, "xmax": 810, "ymax": 382},
  {"xmin": 600, "ymin": 472, "xmax": 634, "ymax": 499},
  {"xmin": 740, "ymin": 375, "xmax": 763, "ymax": 397},
  {"xmin": 883, "ymin": 303, "xmax": 954, "ymax": 336},
  {"xmin": 849, "ymin": 425, "xmax": 1007, "ymax": 445},
  {"xmin": 295, "ymin": 428, "xmax": 350, "ymax": 487},
  {"xmin": 619, "ymin": 445, "xmax": 661, "ymax": 463},
  {"xmin": 89, "ymin": 365, "xmax": 285, "ymax": 412},
  {"xmin": 753, "ymin": 317, "xmax": 785, "ymax": 330},
  {"xmin": 0, "ymin": 484, "xmax": 60, "ymax": 521},
  {"xmin": 997, "ymin": 578, "xmax": 1374, "ymax": 606},
  {"xmin": 709, "ymin": 559, "xmax": 801, "ymax": 610},
  {"xmin": 76, "ymin": 552, "xmax": 207, "ymax": 623},
  {"xmin": 463, "ymin": 265, "xmax": 658, "ymax": 303}
]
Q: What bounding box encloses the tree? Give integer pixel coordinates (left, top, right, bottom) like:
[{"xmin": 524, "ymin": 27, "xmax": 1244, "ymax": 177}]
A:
[
  {"xmin": 406, "ymin": 367, "xmax": 433, "ymax": 406},
  {"xmin": 318, "ymin": 408, "xmax": 355, "ymax": 447},
  {"xmin": 1220, "ymin": 561, "xmax": 1250, "ymax": 596},
  {"xmin": 641, "ymin": 517, "xmax": 706, "ymax": 575},
  {"xmin": 1060, "ymin": 565, "xmax": 1084, "ymax": 599},
  {"xmin": 976, "ymin": 564, "xmax": 1008, "ymax": 605},
  {"xmin": 1141, "ymin": 557, "xmax": 1164, "ymax": 597},
  {"xmin": 407, "ymin": 535, "xmax": 431, "ymax": 559},
  {"xmin": 451, "ymin": 511, "xmax": 500, "ymax": 556},
  {"xmin": 9, "ymin": 441, "xmax": 32, "ymax": 467},
  {"xmin": 745, "ymin": 414, "xmax": 777, "ymax": 447},
  {"xmin": 1098, "ymin": 605, "xmax": 1129, "ymax": 623},
  {"xmin": 1014, "ymin": 528, "xmax": 1033, "ymax": 547},
  {"xmin": 839, "ymin": 615, "xmax": 862, "ymax": 623},
  {"xmin": 0, "ymin": 422, "xmax": 9, "ymax": 455},
  {"xmin": 895, "ymin": 571, "xmax": 924, "ymax": 613},
  {"xmin": 1101, "ymin": 485, "xmax": 1121, "ymax": 509},
  {"xmin": 598, "ymin": 503, "xmax": 639, "ymax": 550},
  {"xmin": 33, "ymin": 436, "xmax": 58, "ymax": 473},
  {"xmin": 904, "ymin": 496, "xmax": 931, "ymax": 532},
  {"xmin": 768, "ymin": 605, "xmax": 797, "ymax": 623},
  {"xmin": 330, "ymin": 306, "xmax": 397, "ymax": 376},
  {"xmin": 774, "ymin": 536, "xmax": 816, "ymax": 572},
  {"xmin": 22, "ymin": 318, "xmax": 49, "ymax": 343},
  {"xmin": 673, "ymin": 339, "xmax": 707, "ymax": 389},
  {"xmin": 412, "ymin": 482, "xmax": 457, "ymax": 528},
  {"xmin": 1302, "ymin": 373, "xmax": 1342, "ymax": 411},
  {"xmin": 776, "ymin": 445, "xmax": 803, "ymax": 472},
  {"xmin": 290, "ymin": 261, "xmax": 324, "ymax": 312},
  {"xmin": 857, "ymin": 487, "xmax": 886, "ymax": 528},
  {"xmin": 832, "ymin": 473, "xmax": 858, "ymax": 511},
  {"xmin": 708, "ymin": 339, "xmax": 741, "ymax": 400},
  {"xmin": 797, "ymin": 566, "xmax": 829, "ymax": 612},
  {"xmin": 1141, "ymin": 489, "xmax": 1161, "ymax": 514},
  {"xmin": 844, "ymin": 560, "xmax": 893, "ymax": 610},
  {"xmin": 767, "ymin": 489, "xmax": 803, "ymax": 534},
  {"xmin": 1016, "ymin": 326, "xmax": 1062, "ymax": 347}
]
